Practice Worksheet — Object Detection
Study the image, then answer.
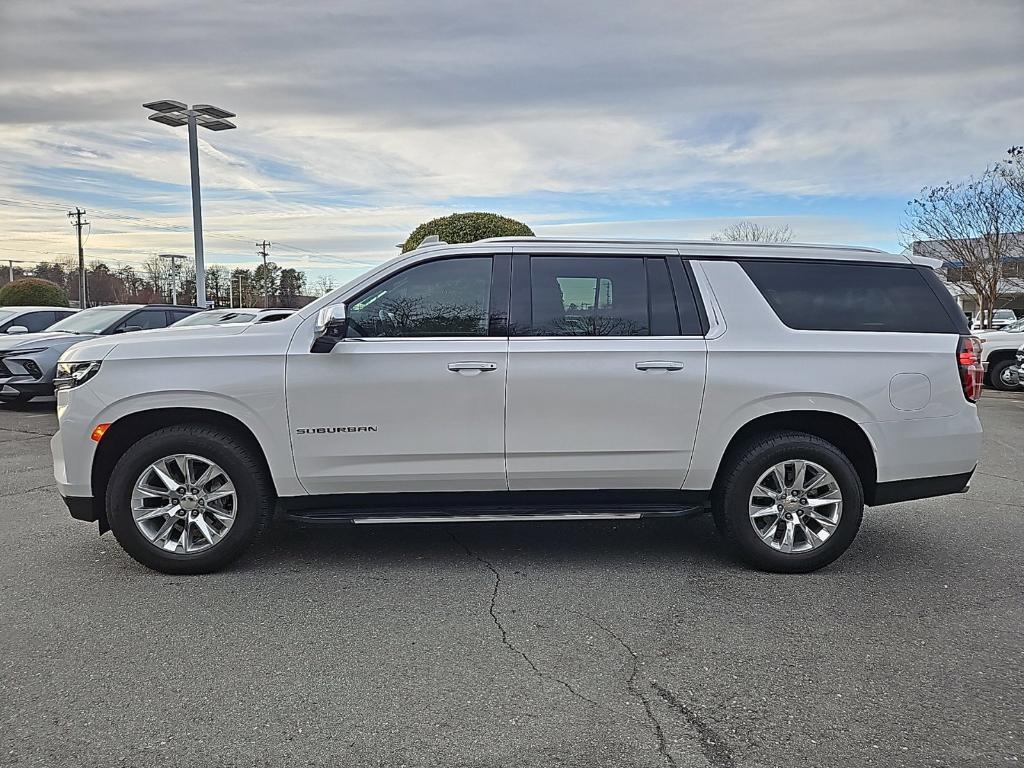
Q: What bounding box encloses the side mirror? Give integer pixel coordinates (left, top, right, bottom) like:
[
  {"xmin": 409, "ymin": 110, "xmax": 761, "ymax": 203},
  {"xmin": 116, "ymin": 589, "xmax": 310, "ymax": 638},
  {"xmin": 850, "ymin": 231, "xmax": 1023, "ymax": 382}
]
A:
[
  {"xmin": 6, "ymin": 326, "xmax": 28, "ymax": 334},
  {"xmin": 311, "ymin": 303, "xmax": 348, "ymax": 353}
]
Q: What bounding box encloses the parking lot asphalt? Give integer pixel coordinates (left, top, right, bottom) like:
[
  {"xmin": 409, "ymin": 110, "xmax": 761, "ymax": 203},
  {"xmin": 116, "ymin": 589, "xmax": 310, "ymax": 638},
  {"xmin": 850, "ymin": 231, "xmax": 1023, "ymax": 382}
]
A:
[{"xmin": 1, "ymin": 394, "xmax": 1022, "ymax": 768}]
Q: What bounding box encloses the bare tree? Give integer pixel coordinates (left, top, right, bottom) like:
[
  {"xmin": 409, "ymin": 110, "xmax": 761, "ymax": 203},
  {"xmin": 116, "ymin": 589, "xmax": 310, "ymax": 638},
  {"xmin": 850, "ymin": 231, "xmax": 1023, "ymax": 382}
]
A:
[
  {"xmin": 313, "ymin": 274, "xmax": 337, "ymax": 297},
  {"xmin": 711, "ymin": 221, "xmax": 794, "ymax": 243},
  {"xmin": 904, "ymin": 159, "xmax": 1024, "ymax": 328},
  {"xmin": 1003, "ymin": 146, "xmax": 1024, "ymax": 207}
]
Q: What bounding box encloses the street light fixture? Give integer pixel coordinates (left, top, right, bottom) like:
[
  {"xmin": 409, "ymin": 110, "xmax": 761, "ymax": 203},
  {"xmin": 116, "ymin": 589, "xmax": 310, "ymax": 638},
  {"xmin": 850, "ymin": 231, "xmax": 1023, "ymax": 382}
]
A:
[{"xmin": 143, "ymin": 100, "xmax": 237, "ymax": 308}]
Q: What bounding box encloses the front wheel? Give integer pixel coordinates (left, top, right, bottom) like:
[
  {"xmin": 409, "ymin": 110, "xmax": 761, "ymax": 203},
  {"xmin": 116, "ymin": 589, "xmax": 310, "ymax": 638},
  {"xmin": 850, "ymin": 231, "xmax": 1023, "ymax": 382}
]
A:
[
  {"xmin": 712, "ymin": 431, "xmax": 864, "ymax": 573},
  {"xmin": 989, "ymin": 359, "xmax": 1022, "ymax": 392},
  {"xmin": 106, "ymin": 424, "xmax": 273, "ymax": 574}
]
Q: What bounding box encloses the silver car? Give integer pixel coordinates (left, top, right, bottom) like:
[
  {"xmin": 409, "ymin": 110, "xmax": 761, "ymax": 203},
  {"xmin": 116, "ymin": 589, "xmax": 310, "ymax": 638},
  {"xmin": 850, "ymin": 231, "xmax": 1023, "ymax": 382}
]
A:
[
  {"xmin": 0, "ymin": 304, "xmax": 200, "ymax": 404},
  {"xmin": 0, "ymin": 306, "xmax": 78, "ymax": 335}
]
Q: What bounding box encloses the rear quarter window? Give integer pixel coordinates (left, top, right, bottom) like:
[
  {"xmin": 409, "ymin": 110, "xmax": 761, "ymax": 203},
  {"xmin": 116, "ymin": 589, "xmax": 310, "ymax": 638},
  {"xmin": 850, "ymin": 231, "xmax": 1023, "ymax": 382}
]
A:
[{"xmin": 740, "ymin": 260, "xmax": 960, "ymax": 333}]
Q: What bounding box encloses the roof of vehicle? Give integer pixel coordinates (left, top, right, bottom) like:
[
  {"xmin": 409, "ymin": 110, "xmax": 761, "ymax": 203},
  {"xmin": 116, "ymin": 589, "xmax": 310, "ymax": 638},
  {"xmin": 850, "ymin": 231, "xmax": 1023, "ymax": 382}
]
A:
[
  {"xmin": 80, "ymin": 304, "xmax": 202, "ymax": 311},
  {"xmin": 413, "ymin": 237, "xmax": 910, "ymax": 264},
  {"xmin": 0, "ymin": 305, "xmax": 79, "ymax": 312}
]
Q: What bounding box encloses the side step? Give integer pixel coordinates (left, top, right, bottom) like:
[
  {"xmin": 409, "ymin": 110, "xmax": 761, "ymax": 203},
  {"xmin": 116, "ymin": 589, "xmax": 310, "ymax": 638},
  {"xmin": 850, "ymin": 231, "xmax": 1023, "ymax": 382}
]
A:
[
  {"xmin": 351, "ymin": 511, "xmax": 643, "ymax": 525},
  {"xmin": 280, "ymin": 489, "xmax": 711, "ymax": 525}
]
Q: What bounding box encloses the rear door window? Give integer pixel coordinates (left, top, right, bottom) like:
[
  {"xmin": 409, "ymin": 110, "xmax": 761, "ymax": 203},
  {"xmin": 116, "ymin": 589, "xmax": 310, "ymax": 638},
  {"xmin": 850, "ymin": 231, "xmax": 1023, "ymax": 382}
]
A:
[
  {"xmin": 527, "ymin": 256, "xmax": 650, "ymax": 336},
  {"xmin": 740, "ymin": 261, "xmax": 960, "ymax": 333}
]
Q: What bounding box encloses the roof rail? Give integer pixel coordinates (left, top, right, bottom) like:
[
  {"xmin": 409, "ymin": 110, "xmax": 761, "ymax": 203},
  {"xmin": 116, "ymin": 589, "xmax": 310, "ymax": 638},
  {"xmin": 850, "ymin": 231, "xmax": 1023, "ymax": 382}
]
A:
[{"xmin": 474, "ymin": 236, "xmax": 887, "ymax": 254}]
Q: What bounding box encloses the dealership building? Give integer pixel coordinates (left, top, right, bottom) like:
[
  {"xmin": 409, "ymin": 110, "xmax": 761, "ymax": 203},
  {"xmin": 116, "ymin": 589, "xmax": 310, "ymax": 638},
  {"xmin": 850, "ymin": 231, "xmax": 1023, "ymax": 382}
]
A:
[{"xmin": 912, "ymin": 234, "xmax": 1024, "ymax": 323}]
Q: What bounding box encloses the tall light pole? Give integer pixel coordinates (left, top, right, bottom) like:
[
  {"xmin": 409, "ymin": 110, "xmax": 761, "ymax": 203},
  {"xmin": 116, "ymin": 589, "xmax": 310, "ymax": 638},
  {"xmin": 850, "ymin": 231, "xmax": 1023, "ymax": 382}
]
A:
[{"xmin": 143, "ymin": 100, "xmax": 236, "ymax": 309}]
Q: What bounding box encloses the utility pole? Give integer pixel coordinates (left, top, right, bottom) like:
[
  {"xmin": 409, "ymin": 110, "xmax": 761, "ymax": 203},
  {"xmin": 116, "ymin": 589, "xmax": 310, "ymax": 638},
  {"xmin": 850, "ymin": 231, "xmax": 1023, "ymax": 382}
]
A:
[
  {"xmin": 236, "ymin": 273, "xmax": 245, "ymax": 307},
  {"xmin": 256, "ymin": 241, "xmax": 271, "ymax": 308},
  {"xmin": 228, "ymin": 275, "xmax": 233, "ymax": 308},
  {"xmin": 4, "ymin": 259, "xmax": 32, "ymax": 284},
  {"xmin": 159, "ymin": 254, "xmax": 187, "ymax": 304},
  {"xmin": 68, "ymin": 208, "xmax": 88, "ymax": 308}
]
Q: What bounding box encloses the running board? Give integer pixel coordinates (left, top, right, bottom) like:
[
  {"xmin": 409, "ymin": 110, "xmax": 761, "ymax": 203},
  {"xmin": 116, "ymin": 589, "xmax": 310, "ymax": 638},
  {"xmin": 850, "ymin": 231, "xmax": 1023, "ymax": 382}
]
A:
[{"xmin": 351, "ymin": 511, "xmax": 643, "ymax": 525}]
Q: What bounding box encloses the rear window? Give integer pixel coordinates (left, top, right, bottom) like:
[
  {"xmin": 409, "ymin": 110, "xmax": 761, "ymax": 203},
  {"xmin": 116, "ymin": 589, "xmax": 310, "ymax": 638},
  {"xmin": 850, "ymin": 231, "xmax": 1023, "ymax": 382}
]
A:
[{"xmin": 740, "ymin": 260, "xmax": 960, "ymax": 333}]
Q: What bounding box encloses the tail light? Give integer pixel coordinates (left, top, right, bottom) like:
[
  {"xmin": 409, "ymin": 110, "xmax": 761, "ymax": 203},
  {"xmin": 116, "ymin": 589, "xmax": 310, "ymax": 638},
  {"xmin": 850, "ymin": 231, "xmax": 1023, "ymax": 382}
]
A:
[{"xmin": 957, "ymin": 336, "xmax": 983, "ymax": 403}]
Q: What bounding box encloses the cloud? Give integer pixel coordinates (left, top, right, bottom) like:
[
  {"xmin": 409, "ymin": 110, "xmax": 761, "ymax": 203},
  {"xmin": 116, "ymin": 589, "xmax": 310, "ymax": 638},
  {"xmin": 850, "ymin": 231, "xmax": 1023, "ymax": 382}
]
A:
[{"xmin": 0, "ymin": 0, "xmax": 1020, "ymax": 276}]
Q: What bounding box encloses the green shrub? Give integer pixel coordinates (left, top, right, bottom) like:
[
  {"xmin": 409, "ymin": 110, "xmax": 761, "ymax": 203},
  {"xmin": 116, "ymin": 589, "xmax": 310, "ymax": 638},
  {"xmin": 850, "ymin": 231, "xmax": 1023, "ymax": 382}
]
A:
[
  {"xmin": 0, "ymin": 277, "xmax": 69, "ymax": 307},
  {"xmin": 401, "ymin": 212, "xmax": 534, "ymax": 253}
]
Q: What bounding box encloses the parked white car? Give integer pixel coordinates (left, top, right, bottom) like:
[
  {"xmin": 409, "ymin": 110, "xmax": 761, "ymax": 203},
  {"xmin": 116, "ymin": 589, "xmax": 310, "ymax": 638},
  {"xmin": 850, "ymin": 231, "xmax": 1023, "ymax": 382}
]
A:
[
  {"xmin": 171, "ymin": 307, "xmax": 296, "ymax": 328},
  {"xmin": 978, "ymin": 317, "xmax": 1024, "ymax": 390},
  {"xmin": 971, "ymin": 308, "xmax": 1017, "ymax": 331},
  {"xmin": 51, "ymin": 238, "xmax": 983, "ymax": 575},
  {"xmin": 0, "ymin": 306, "xmax": 77, "ymax": 335}
]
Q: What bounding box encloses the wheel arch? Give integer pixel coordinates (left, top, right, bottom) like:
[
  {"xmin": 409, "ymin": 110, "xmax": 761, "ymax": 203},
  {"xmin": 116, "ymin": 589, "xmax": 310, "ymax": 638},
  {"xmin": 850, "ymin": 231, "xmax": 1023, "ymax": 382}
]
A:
[
  {"xmin": 712, "ymin": 411, "xmax": 880, "ymax": 505},
  {"xmin": 986, "ymin": 348, "xmax": 1021, "ymax": 365},
  {"xmin": 90, "ymin": 407, "xmax": 277, "ymax": 531}
]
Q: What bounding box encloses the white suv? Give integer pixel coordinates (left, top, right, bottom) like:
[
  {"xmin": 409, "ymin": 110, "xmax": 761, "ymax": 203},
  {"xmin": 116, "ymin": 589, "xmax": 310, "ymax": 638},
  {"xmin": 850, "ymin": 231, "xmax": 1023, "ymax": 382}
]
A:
[{"xmin": 50, "ymin": 238, "xmax": 984, "ymax": 574}]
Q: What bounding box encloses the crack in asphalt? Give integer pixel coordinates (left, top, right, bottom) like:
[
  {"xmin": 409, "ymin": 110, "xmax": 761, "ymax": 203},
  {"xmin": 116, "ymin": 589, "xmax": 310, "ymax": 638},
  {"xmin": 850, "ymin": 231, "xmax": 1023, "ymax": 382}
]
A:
[
  {"xmin": 0, "ymin": 428, "xmax": 52, "ymax": 439},
  {"xmin": 585, "ymin": 614, "xmax": 677, "ymax": 768},
  {"xmin": 0, "ymin": 483, "xmax": 53, "ymax": 499},
  {"xmin": 450, "ymin": 533, "xmax": 602, "ymax": 711},
  {"xmin": 651, "ymin": 682, "xmax": 735, "ymax": 768},
  {"xmin": 975, "ymin": 471, "xmax": 1024, "ymax": 486}
]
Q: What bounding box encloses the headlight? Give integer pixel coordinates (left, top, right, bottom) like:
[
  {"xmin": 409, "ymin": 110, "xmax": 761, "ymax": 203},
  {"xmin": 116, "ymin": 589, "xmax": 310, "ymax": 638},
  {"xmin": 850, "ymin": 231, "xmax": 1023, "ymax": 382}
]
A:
[{"xmin": 54, "ymin": 361, "xmax": 102, "ymax": 390}]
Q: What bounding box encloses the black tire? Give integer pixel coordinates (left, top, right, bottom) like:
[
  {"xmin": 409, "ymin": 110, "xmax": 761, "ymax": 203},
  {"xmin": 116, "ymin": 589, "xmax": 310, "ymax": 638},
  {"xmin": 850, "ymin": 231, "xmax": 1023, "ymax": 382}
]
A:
[
  {"xmin": 712, "ymin": 430, "xmax": 864, "ymax": 573},
  {"xmin": 988, "ymin": 359, "xmax": 1021, "ymax": 392},
  {"xmin": 106, "ymin": 424, "xmax": 273, "ymax": 574}
]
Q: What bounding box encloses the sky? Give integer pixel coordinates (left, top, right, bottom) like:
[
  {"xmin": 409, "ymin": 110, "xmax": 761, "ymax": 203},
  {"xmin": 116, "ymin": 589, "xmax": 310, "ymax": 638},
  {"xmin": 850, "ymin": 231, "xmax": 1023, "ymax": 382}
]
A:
[{"xmin": 0, "ymin": 0, "xmax": 1021, "ymax": 288}]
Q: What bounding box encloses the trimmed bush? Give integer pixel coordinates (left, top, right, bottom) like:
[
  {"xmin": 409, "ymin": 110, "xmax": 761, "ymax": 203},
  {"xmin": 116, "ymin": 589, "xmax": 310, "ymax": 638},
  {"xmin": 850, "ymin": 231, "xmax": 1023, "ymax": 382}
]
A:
[
  {"xmin": 0, "ymin": 277, "xmax": 69, "ymax": 307},
  {"xmin": 402, "ymin": 212, "xmax": 534, "ymax": 253}
]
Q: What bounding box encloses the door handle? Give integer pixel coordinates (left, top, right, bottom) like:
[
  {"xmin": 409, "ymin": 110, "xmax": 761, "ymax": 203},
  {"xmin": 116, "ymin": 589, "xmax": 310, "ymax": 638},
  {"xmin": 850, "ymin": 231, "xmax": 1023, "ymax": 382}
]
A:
[
  {"xmin": 635, "ymin": 361, "xmax": 685, "ymax": 371},
  {"xmin": 448, "ymin": 361, "xmax": 498, "ymax": 372}
]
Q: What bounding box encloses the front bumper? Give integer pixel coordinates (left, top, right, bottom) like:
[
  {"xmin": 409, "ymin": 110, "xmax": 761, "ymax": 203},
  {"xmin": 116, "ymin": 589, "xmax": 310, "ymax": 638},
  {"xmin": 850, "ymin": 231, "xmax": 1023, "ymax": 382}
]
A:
[{"xmin": 60, "ymin": 492, "xmax": 97, "ymax": 522}]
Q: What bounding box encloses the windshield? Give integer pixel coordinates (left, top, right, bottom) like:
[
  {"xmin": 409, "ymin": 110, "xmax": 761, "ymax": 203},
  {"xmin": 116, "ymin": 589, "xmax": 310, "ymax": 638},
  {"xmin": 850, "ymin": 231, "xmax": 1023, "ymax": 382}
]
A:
[
  {"xmin": 1001, "ymin": 318, "xmax": 1024, "ymax": 332},
  {"xmin": 173, "ymin": 311, "xmax": 256, "ymax": 327},
  {"xmin": 0, "ymin": 310, "xmax": 17, "ymax": 324},
  {"xmin": 993, "ymin": 310, "xmax": 1016, "ymax": 320},
  {"xmin": 48, "ymin": 307, "xmax": 131, "ymax": 334}
]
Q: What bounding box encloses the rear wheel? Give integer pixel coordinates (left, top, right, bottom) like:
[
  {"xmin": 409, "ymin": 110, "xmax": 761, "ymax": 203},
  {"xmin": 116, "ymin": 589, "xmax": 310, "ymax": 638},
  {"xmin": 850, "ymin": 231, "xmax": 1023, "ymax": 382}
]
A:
[
  {"xmin": 713, "ymin": 431, "xmax": 864, "ymax": 573},
  {"xmin": 989, "ymin": 359, "xmax": 1022, "ymax": 391},
  {"xmin": 106, "ymin": 424, "xmax": 273, "ymax": 574}
]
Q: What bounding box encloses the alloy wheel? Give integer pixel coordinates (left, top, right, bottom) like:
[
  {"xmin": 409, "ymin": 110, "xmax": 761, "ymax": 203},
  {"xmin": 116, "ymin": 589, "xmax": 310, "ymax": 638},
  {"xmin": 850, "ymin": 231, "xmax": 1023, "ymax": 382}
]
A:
[
  {"xmin": 131, "ymin": 453, "xmax": 237, "ymax": 554},
  {"xmin": 748, "ymin": 459, "xmax": 843, "ymax": 554}
]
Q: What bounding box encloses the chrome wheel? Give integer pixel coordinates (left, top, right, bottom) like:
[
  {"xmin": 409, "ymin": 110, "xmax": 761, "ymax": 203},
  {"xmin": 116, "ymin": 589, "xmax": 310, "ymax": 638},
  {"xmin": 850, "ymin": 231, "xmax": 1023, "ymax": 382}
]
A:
[
  {"xmin": 131, "ymin": 453, "xmax": 237, "ymax": 554},
  {"xmin": 999, "ymin": 365, "xmax": 1020, "ymax": 388},
  {"xmin": 748, "ymin": 459, "xmax": 843, "ymax": 554}
]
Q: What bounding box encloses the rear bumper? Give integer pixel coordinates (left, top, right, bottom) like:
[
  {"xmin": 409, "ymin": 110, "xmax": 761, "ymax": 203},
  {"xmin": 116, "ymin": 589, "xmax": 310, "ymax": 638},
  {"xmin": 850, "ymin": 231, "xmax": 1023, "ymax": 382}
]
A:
[{"xmin": 868, "ymin": 469, "xmax": 974, "ymax": 506}]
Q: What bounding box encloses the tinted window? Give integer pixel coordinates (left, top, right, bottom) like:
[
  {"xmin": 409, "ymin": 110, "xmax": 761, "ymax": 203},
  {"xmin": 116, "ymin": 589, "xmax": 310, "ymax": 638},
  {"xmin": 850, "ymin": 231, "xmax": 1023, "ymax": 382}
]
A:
[
  {"xmin": 116, "ymin": 310, "xmax": 169, "ymax": 332},
  {"xmin": 530, "ymin": 257, "xmax": 649, "ymax": 336},
  {"xmin": 741, "ymin": 261, "xmax": 959, "ymax": 333},
  {"xmin": 347, "ymin": 257, "xmax": 492, "ymax": 337},
  {"xmin": 20, "ymin": 312, "xmax": 54, "ymax": 332},
  {"xmin": 168, "ymin": 309, "xmax": 200, "ymax": 325}
]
